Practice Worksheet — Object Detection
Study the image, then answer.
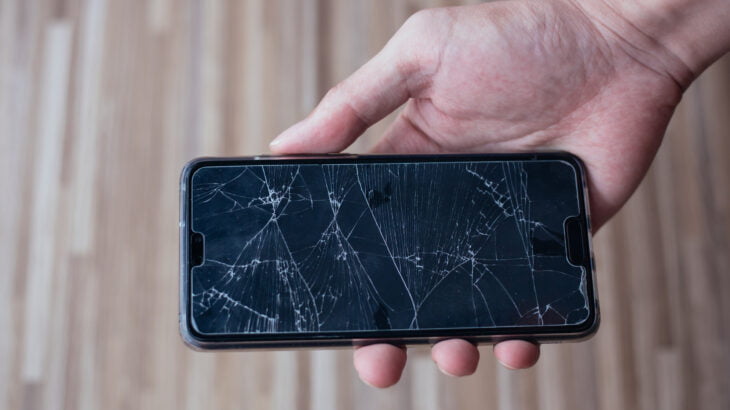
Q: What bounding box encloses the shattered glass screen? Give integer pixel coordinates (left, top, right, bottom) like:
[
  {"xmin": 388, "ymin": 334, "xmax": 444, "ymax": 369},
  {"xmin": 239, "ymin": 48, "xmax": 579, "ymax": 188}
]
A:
[{"xmin": 189, "ymin": 160, "xmax": 590, "ymax": 335}]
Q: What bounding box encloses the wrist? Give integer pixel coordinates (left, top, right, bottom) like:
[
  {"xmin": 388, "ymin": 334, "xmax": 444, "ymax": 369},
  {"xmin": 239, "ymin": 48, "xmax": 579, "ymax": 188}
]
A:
[{"xmin": 571, "ymin": 0, "xmax": 730, "ymax": 87}]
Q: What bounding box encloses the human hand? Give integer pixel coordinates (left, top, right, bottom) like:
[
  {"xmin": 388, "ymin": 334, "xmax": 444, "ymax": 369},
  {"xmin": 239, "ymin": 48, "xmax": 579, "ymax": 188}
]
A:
[{"xmin": 270, "ymin": 0, "xmax": 727, "ymax": 388}]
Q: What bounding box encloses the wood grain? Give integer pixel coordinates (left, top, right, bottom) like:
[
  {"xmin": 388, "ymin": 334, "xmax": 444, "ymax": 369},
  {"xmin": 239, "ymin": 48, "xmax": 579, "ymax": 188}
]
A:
[{"xmin": 1, "ymin": 1, "xmax": 728, "ymax": 409}]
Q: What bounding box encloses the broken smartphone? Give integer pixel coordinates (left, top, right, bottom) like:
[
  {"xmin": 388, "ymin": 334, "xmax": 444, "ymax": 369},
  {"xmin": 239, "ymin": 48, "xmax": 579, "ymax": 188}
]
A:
[{"xmin": 180, "ymin": 153, "xmax": 598, "ymax": 349}]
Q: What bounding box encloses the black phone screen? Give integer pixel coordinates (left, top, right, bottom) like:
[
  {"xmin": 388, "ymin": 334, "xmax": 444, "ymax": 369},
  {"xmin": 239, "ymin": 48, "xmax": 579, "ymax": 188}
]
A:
[{"xmin": 181, "ymin": 153, "xmax": 596, "ymax": 347}]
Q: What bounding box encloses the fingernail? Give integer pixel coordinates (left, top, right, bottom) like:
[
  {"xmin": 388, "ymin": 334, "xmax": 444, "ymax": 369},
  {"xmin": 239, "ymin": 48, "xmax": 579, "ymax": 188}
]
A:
[
  {"xmin": 269, "ymin": 134, "xmax": 287, "ymax": 149},
  {"xmin": 270, "ymin": 120, "xmax": 306, "ymax": 149},
  {"xmin": 436, "ymin": 363, "xmax": 457, "ymax": 377},
  {"xmin": 357, "ymin": 374, "xmax": 378, "ymax": 388},
  {"xmin": 269, "ymin": 130, "xmax": 292, "ymax": 149},
  {"xmin": 499, "ymin": 360, "xmax": 519, "ymax": 371}
]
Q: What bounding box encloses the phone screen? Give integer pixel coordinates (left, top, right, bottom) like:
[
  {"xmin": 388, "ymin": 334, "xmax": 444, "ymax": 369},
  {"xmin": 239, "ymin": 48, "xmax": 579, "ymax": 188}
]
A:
[{"xmin": 182, "ymin": 154, "xmax": 596, "ymax": 347}]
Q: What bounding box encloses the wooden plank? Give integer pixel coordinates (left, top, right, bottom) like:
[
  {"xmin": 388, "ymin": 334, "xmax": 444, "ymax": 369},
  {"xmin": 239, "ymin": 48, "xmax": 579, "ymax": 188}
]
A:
[{"xmin": 1, "ymin": 1, "xmax": 729, "ymax": 409}]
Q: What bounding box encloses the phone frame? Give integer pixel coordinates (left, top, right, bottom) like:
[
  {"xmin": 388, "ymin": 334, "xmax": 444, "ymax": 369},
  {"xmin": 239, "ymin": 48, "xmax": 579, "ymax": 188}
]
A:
[{"xmin": 179, "ymin": 152, "xmax": 599, "ymax": 350}]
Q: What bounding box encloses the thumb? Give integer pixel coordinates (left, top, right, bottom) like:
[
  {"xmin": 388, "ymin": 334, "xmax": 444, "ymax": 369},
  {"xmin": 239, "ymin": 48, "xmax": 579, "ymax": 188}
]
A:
[
  {"xmin": 269, "ymin": 10, "xmax": 446, "ymax": 153},
  {"xmin": 269, "ymin": 46, "xmax": 412, "ymax": 153}
]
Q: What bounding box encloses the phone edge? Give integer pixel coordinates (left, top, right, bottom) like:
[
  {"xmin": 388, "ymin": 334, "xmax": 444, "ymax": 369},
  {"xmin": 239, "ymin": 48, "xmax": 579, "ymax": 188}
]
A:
[{"xmin": 178, "ymin": 153, "xmax": 600, "ymax": 350}]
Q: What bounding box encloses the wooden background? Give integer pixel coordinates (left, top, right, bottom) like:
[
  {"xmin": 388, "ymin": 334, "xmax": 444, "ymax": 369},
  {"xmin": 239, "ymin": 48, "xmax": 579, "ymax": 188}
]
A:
[{"xmin": 1, "ymin": 0, "xmax": 729, "ymax": 409}]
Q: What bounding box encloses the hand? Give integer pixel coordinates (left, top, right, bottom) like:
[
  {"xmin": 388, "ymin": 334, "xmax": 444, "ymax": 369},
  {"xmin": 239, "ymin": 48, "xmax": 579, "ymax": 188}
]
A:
[{"xmin": 270, "ymin": 0, "xmax": 711, "ymax": 388}]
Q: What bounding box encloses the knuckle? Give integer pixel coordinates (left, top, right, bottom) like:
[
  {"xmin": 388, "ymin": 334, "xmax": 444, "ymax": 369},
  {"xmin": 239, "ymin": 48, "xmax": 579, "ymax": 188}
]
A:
[
  {"xmin": 394, "ymin": 8, "xmax": 451, "ymax": 76},
  {"xmin": 403, "ymin": 9, "xmax": 438, "ymax": 31},
  {"xmin": 325, "ymin": 81, "xmax": 348, "ymax": 101}
]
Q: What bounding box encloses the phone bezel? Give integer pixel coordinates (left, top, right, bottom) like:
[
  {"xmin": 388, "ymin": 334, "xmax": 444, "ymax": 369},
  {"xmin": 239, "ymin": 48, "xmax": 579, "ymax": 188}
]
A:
[{"xmin": 179, "ymin": 152, "xmax": 599, "ymax": 349}]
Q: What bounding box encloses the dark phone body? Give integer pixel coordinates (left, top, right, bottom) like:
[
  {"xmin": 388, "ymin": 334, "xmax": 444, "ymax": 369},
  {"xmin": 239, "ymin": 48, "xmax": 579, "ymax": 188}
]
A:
[{"xmin": 180, "ymin": 153, "xmax": 599, "ymax": 349}]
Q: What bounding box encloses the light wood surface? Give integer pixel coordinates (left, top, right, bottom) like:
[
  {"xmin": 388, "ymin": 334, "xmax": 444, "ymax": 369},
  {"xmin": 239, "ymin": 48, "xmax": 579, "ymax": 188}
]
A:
[{"xmin": 1, "ymin": 1, "xmax": 729, "ymax": 409}]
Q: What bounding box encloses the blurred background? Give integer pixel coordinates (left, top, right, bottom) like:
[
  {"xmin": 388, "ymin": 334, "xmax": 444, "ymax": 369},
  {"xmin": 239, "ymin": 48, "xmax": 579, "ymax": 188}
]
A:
[{"xmin": 1, "ymin": 0, "xmax": 729, "ymax": 409}]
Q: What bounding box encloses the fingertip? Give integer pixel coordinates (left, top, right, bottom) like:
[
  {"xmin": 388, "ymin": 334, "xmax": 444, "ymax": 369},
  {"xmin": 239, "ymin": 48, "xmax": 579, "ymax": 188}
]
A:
[
  {"xmin": 431, "ymin": 339, "xmax": 479, "ymax": 377},
  {"xmin": 353, "ymin": 344, "xmax": 407, "ymax": 388},
  {"xmin": 269, "ymin": 105, "xmax": 364, "ymax": 154},
  {"xmin": 269, "ymin": 120, "xmax": 307, "ymax": 153},
  {"xmin": 493, "ymin": 340, "xmax": 540, "ymax": 370},
  {"xmin": 268, "ymin": 138, "xmax": 283, "ymax": 152}
]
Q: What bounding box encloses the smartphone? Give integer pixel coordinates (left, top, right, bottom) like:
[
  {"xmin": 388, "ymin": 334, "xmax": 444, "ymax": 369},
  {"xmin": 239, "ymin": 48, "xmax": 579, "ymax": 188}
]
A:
[{"xmin": 179, "ymin": 153, "xmax": 598, "ymax": 349}]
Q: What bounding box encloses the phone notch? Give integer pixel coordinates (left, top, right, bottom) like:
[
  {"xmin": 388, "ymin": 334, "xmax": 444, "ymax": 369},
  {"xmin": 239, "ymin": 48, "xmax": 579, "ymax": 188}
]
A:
[
  {"xmin": 190, "ymin": 232, "xmax": 205, "ymax": 267},
  {"xmin": 564, "ymin": 216, "xmax": 588, "ymax": 266}
]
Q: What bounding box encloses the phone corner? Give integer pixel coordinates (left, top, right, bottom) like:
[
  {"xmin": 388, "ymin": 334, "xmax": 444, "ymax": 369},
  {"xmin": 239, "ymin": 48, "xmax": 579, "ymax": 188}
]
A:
[
  {"xmin": 179, "ymin": 157, "xmax": 209, "ymax": 186},
  {"xmin": 574, "ymin": 306, "xmax": 601, "ymax": 342},
  {"xmin": 553, "ymin": 151, "xmax": 586, "ymax": 169},
  {"xmin": 179, "ymin": 316, "xmax": 209, "ymax": 351}
]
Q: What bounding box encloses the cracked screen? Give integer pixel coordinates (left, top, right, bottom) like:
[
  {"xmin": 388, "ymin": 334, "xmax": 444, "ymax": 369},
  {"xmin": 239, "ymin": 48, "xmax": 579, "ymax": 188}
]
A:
[{"xmin": 189, "ymin": 159, "xmax": 590, "ymax": 336}]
